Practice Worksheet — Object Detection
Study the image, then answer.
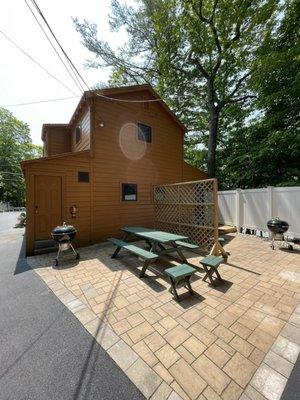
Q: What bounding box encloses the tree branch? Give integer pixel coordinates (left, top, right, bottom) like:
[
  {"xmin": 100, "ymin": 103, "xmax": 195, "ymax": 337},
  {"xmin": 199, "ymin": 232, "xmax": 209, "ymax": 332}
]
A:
[
  {"xmin": 224, "ymin": 0, "xmax": 253, "ymax": 49},
  {"xmin": 228, "ymin": 71, "xmax": 251, "ymax": 98},
  {"xmin": 188, "ymin": 53, "xmax": 210, "ymax": 79},
  {"xmin": 197, "ymin": 0, "xmax": 211, "ymax": 24},
  {"xmin": 210, "ymin": 1, "xmax": 222, "ymax": 55},
  {"xmin": 190, "ymin": 0, "xmax": 222, "ymax": 77},
  {"xmin": 225, "ymin": 94, "xmax": 257, "ymax": 104},
  {"xmin": 211, "ymin": 0, "xmax": 219, "ymax": 20}
]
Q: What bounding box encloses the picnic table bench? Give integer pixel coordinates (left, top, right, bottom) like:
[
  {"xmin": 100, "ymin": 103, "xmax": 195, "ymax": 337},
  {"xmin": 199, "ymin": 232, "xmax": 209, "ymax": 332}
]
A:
[
  {"xmin": 107, "ymin": 238, "xmax": 158, "ymax": 277},
  {"xmin": 107, "ymin": 227, "xmax": 200, "ymax": 279},
  {"xmin": 174, "ymin": 240, "xmax": 199, "ymax": 250},
  {"xmin": 121, "ymin": 226, "xmax": 199, "ymax": 263},
  {"xmin": 108, "ymin": 227, "xmax": 228, "ymax": 300}
]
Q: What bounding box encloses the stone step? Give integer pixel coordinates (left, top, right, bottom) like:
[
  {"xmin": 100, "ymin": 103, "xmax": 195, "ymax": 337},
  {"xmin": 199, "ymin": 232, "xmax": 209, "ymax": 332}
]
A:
[
  {"xmin": 35, "ymin": 239, "xmax": 57, "ymax": 249},
  {"xmin": 218, "ymin": 225, "xmax": 237, "ymax": 234},
  {"xmin": 34, "ymin": 246, "xmax": 58, "ymax": 255},
  {"xmin": 34, "ymin": 239, "xmax": 58, "ymax": 255}
]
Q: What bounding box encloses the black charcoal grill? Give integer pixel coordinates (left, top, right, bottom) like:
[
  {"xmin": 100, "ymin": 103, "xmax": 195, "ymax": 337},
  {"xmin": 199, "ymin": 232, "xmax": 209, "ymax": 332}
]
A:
[
  {"xmin": 267, "ymin": 217, "xmax": 293, "ymax": 250},
  {"xmin": 51, "ymin": 222, "xmax": 80, "ymax": 265}
]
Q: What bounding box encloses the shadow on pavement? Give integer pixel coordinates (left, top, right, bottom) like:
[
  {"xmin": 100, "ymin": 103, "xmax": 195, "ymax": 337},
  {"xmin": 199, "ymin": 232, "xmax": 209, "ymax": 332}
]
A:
[{"xmin": 14, "ymin": 235, "xmax": 32, "ymax": 275}]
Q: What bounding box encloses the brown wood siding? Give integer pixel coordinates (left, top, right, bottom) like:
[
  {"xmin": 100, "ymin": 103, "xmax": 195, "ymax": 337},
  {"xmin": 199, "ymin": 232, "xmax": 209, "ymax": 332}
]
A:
[
  {"xmin": 24, "ymin": 87, "xmax": 209, "ymax": 255},
  {"xmin": 71, "ymin": 107, "xmax": 90, "ymax": 152},
  {"xmin": 182, "ymin": 162, "xmax": 209, "ymax": 181},
  {"xmin": 90, "ymin": 91, "xmax": 186, "ymax": 242},
  {"xmin": 44, "ymin": 126, "xmax": 70, "ymax": 156},
  {"xmin": 23, "ymin": 152, "xmax": 91, "ymax": 255}
]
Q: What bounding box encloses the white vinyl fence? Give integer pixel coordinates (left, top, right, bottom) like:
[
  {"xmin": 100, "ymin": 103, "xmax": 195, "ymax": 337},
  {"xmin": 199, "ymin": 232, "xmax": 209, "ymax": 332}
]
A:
[
  {"xmin": 0, "ymin": 202, "xmax": 25, "ymax": 212},
  {"xmin": 218, "ymin": 186, "xmax": 300, "ymax": 237}
]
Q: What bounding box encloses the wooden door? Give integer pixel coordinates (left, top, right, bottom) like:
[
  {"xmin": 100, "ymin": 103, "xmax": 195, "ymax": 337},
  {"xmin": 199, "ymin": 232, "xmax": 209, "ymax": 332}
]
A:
[{"xmin": 34, "ymin": 175, "xmax": 62, "ymax": 240}]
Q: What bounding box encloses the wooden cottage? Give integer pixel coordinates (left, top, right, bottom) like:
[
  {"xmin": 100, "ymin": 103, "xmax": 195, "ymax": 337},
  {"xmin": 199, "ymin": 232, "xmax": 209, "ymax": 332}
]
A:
[{"xmin": 21, "ymin": 84, "xmax": 208, "ymax": 256}]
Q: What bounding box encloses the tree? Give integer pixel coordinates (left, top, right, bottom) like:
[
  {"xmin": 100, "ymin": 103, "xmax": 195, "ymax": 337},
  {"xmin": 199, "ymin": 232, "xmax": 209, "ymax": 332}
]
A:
[
  {"xmin": 0, "ymin": 108, "xmax": 42, "ymax": 206},
  {"xmin": 217, "ymin": 0, "xmax": 300, "ymax": 189},
  {"xmin": 74, "ymin": 0, "xmax": 278, "ymax": 176}
]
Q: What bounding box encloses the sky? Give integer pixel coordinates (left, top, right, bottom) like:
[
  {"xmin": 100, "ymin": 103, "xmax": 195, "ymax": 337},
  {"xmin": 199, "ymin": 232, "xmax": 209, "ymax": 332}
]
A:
[{"xmin": 0, "ymin": 0, "xmax": 129, "ymax": 145}]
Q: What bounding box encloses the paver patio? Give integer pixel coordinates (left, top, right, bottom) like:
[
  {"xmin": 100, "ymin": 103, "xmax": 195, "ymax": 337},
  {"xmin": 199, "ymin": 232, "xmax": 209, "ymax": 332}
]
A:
[{"xmin": 28, "ymin": 234, "xmax": 300, "ymax": 400}]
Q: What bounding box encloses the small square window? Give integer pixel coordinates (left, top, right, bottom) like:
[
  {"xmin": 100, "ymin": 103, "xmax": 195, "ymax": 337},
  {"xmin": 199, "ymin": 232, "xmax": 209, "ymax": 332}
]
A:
[
  {"xmin": 122, "ymin": 183, "xmax": 137, "ymax": 201},
  {"xmin": 78, "ymin": 171, "xmax": 89, "ymax": 182},
  {"xmin": 76, "ymin": 125, "xmax": 82, "ymax": 143},
  {"xmin": 138, "ymin": 123, "xmax": 152, "ymax": 143}
]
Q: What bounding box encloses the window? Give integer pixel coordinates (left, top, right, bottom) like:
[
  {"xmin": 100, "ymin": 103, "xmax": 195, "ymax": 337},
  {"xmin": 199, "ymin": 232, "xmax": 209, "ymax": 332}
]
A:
[
  {"xmin": 78, "ymin": 171, "xmax": 89, "ymax": 182},
  {"xmin": 122, "ymin": 183, "xmax": 137, "ymax": 201},
  {"xmin": 138, "ymin": 123, "xmax": 152, "ymax": 143},
  {"xmin": 75, "ymin": 125, "xmax": 82, "ymax": 143}
]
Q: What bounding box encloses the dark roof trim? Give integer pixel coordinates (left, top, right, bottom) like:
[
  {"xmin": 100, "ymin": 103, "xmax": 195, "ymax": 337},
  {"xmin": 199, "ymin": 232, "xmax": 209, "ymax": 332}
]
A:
[{"xmin": 21, "ymin": 149, "xmax": 90, "ymax": 168}]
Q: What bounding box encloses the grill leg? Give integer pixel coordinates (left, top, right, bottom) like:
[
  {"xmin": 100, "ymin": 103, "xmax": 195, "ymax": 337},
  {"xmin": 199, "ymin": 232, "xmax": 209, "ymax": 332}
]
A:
[
  {"xmin": 69, "ymin": 243, "xmax": 77, "ymax": 255},
  {"xmin": 69, "ymin": 243, "xmax": 80, "ymax": 260},
  {"xmin": 54, "ymin": 246, "xmax": 61, "ymax": 266}
]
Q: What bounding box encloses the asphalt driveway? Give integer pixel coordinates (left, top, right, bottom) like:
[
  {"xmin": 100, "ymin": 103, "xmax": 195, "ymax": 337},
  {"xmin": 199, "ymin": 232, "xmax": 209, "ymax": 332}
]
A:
[{"xmin": 0, "ymin": 212, "xmax": 144, "ymax": 400}]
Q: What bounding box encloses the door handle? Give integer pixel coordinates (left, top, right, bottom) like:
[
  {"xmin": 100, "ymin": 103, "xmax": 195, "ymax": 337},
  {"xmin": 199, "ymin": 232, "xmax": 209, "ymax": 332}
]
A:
[{"xmin": 35, "ymin": 205, "xmax": 38, "ymax": 214}]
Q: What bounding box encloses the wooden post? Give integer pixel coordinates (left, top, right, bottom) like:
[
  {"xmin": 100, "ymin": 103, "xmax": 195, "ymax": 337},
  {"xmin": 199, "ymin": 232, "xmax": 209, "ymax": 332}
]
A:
[
  {"xmin": 213, "ymin": 178, "xmax": 219, "ymax": 244},
  {"xmin": 210, "ymin": 178, "xmax": 228, "ymax": 258}
]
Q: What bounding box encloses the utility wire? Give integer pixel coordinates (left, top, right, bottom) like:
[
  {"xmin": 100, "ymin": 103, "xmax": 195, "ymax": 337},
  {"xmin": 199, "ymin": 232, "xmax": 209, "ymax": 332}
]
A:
[
  {"xmin": 24, "ymin": 0, "xmax": 84, "ymax": 94},
  {"xmin": 28, "ymin": 0, "xmax": 86, "ymax": 92},
  {"xmin": 0, "ymin": 29, "xmax": 79, "ymax": 96},
  {"xmin": 29, "ymin": 0, "xmax": 164, "ymax": 104},
  {"xmin": 2, "ymin": 96, "xmax": 79, "ymax": 107}
]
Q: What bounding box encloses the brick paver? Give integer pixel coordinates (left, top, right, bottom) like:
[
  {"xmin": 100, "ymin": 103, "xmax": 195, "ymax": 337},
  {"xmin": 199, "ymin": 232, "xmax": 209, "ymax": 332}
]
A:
[{"xmin": 28, "ymin": 235, "xmax": 300, "ymax": 399}]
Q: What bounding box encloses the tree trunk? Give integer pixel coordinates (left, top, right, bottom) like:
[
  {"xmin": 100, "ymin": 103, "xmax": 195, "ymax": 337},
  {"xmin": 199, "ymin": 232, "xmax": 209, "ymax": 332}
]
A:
[{"xmin": 207, "ymin": 107, "xmax": 219, "ymax": 177}]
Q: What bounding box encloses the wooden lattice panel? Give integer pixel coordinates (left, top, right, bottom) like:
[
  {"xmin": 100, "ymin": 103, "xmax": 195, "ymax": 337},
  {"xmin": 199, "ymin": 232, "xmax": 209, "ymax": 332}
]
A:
[
  {"xmin": 179, "ymin": 180, "xmax": 214, "ymax": 204},
  {"xmin": 180, "ymin": 204, "xmax": 214, "ymax": 227},
  {"xmin": 154, "ymin": 179, "xmax": 218, "ymax": 251},
  {"xmin": 154, "ymin": 203, "xmax": 179, "ymax": 224},
  {"xmin": 155, "ymin": 185, "xmax": 178, "ymax": 204}
]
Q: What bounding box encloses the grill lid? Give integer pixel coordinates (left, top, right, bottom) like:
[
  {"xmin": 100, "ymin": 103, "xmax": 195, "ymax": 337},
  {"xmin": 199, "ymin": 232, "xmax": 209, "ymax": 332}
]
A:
[
  {"xmin": 267, "ymin": 217, "xmax": 289, "ymax": 234},
  {"xmin": 52, "ymin": 222, "xmax": 77, "ymax": 235}
]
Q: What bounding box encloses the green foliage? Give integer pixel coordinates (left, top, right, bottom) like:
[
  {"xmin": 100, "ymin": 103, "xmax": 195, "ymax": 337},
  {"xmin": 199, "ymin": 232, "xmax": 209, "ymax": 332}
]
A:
[
  {"xmin": 218, "ymin": 0, "xmax": 300, "ymax": 189},
  {"xmin": 0, "ymin": 108, "xmax": 42, "ymax": 206},
  {"xmin": 74, "ymin": 0, "xmax": 299, "ymax": 187},
  {"xmin": 74, "ymin": 0, "xmax": 279, "ymax": 176}
]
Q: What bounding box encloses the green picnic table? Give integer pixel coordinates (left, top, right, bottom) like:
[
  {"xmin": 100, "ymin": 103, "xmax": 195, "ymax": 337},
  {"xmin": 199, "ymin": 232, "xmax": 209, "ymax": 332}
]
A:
[{"xmin": 121, "ymin": 226, "xmax": 192, "ymax": 263}]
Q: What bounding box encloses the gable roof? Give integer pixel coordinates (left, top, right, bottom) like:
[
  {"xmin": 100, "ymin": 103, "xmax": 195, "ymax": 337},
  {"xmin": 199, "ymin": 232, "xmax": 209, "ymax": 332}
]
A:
[{"xmin": 69, "ymin": 84, "xmax": 187, "ymax": 132}]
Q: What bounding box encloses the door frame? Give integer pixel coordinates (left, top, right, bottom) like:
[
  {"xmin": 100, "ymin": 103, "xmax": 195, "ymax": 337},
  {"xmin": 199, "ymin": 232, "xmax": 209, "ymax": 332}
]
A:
[
  {"xmin": 27, "ymin": 172, "xmax": 66, "ymax": 255},
  {"xmin": 34, "ymin": 174, "xmax": 63, "ymax": 241}
]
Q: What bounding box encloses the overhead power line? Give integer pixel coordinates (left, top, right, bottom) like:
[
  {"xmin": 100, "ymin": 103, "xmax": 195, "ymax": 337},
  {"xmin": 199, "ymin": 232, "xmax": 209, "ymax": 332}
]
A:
[
  {"xmin": 27, "ymin": 0, "xmax": 164, "ymax": 104},
  {"xmin": 24, "ymin": 0, "xmax": 85, "ymax": 94},
  {"xmin": 2, "ymin": 96, "xmax": 79, "ymax": 107},
  {"xmin": 0, "ymin": 29, "xmax": 79, "ymax": 96},
  {"xmin": 29, "ymin": 0, "xmax": 88, "ymax": 92}
]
